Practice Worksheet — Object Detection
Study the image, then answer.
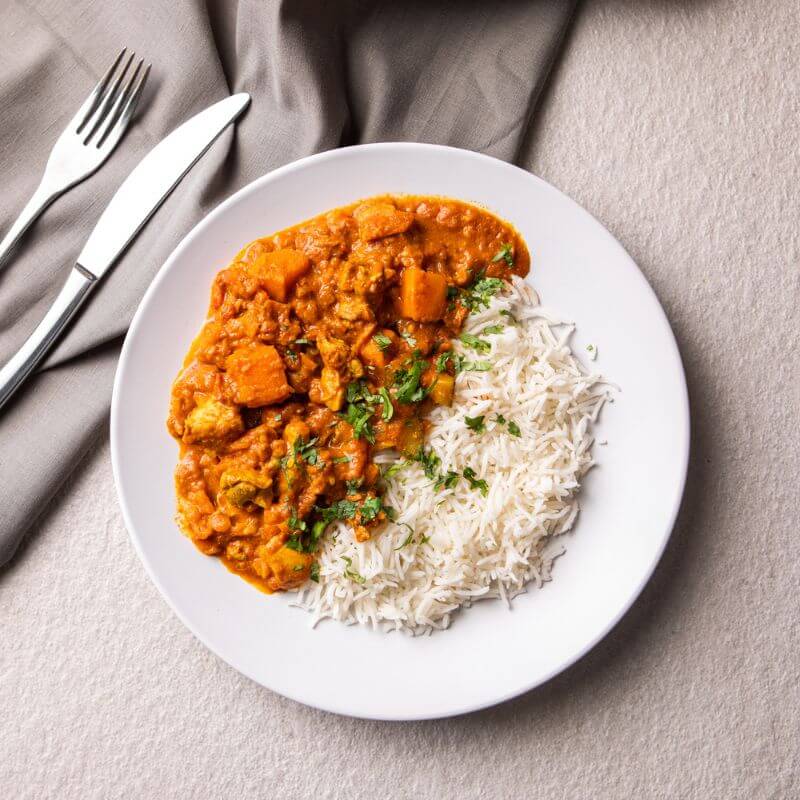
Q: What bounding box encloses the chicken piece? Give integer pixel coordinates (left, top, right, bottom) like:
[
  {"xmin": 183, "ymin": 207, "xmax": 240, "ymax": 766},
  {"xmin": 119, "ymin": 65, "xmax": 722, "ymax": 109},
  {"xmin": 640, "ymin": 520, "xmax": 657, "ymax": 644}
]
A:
[
  {"xmin": 217, "ymin": 468, "xmax": 273, "ymax": 509},
  {"xmin": 286, "ymin": 351, "xmax": 318, "ymax": 393},
  {"xmin": 316, "ymin": 334, "xmax": 349, "ymax": 369},
  {"xmin": 399, "ymin": 267, "xmax": 447, "ymax": 322},
  {"xmin": 263, "ymin": 545, "xmax": 314, "ymax": 590},
  {"xmin": 183, "ymin": 395, "xmax": 243, "ymax": 444},
  {"xmin": 319, "ymin": 366, "xmax": 345, "ymax": 411},
  {"xmin": 246, "ymin": 248, "xmax": 311, "ymax": 302},
  {"xmin": 225, "ymin": 344, "xmax": 292, "ymax": 407},
  {"xmin": 353, "ymin": 201, "xmax": 414, "ymax": 241},
  {"xmin": 335, "ymin": 295, "xmax": 373, "ymax": 322}
]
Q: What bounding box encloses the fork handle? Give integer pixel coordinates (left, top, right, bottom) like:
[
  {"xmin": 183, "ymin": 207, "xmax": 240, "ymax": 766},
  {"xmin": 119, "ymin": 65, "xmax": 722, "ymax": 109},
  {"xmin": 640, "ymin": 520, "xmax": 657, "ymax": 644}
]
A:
[
  {"xmin": 0, "ymin": 179, "xmax": 60, "ymax": 269},
  {"xmin": 0, "ymin": 266, "xmax": 95, "ymax": 411}
]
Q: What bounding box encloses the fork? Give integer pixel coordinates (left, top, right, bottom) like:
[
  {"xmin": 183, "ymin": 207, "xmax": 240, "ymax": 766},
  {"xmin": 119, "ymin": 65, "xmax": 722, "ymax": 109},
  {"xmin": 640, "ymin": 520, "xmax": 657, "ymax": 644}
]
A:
[{"xmin": 0, "ymin": 49, "xmax": 150, "ymax": 269}]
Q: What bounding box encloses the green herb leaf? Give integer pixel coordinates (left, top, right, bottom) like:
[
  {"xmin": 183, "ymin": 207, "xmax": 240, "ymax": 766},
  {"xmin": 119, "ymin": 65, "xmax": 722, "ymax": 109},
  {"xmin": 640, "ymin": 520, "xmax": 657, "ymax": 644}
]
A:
[
  {"xmin": 399, "ymin": 331, "xmax": 417, "ymax": 348},
  {"xmin": 460, "ymin": 332, "xmax": 491, "ymax": 353},
  {"xmin": 481, "ymin": 324, "xmax": 504, "ymax": 336},
  {"xmin": 465, "ymin": 415, "xmax": 486, "ymax": 434},
  {"xmin": 393, "ymin": 353, "xmax": 429, "ymax": 404},
  {"xmin": 378, "ymin": 386, "xmax": 394, "ymax": 421},
  {"xmin": 454, "ymin": 355, "xmax": 492, "ymax": 373},
  {"xmin": 412, "ymin": 447, "xmax": 441, "ymax": 481},
  {"xmin": 382, "ymin": 461, "xmax": 407, "ymax": 480},
  {"xmin": 463, "ymin": 466, "xmax": 489, "ymax": 496},
  {"xmin": 359, "ymin": 496, "xmax": 383, "ymax": 521},
  {"xmin": 434, "ymin": 470, "xmax": 460, "ymax": 491},
  {"xmin": 316, "ymin": 499, "xmax": 358, "ymax": 524},
  {"xmin": 288, "ymin": 507, "xmax": 307, "ymax": 531},
  {"xmin": 310, "ymin": 562, "xmax": 320, "ymax": 582},
  {"xmin": 332, "ymin": 455, "xmax": 351, "ymax": 464},
  {"xmin": 292, "ymin": 436, "xmax": 319, "ymax": 466},
  {"xmin": 462, "ymin": 275, "xmax": 505, "ymax": 313},
  {"xmin": 507, "ymin": 420, "xmax": 521, "ymax": 437},
  {"xmin": 491, "ymin": 243, "xmax": 514, "ymax": 267},
  {"xmin": 499, "ymin": 310, "xmax": 517, "ymax": 324},
  {"xmin": 373, "ymin": 333, "xmax": 392, "ymax": 351},
  {"xmin": 494, "ymin": 413, "xmax": 507, "ymax": 425},
  {"xmin": 394, "ymin": 526, "xmax": 415, "ymax": 550},
  {"xmin": 435, "ymin": 351, "xmax": 453, "ymax": 373},
  {"xmin": 341, "ymin": 556, "xmax": 367, "ymax": 585}
]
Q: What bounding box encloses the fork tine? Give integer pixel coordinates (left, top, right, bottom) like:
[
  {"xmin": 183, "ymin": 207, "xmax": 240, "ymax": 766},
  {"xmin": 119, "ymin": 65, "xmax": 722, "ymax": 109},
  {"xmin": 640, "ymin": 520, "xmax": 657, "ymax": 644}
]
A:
[
  {"xmin": 96, "ymin": 63, "xmax": 150, "ymax": 152},
  {"xmin": 82, "ymin": 51, "xmax": 135, "ymax": 145},
  {"xmin": 95, "ymin": 58, "xmax": 143, "ymax": 148},
  {"xmin": 74, "ymin": 48, "xmax": 127, "ymax": 134}
]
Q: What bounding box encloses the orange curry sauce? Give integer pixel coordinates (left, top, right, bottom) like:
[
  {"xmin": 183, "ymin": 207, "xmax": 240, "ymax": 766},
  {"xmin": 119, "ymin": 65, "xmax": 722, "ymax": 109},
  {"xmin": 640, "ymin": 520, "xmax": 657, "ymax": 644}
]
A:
[{"xmin": 167, "ymin": 196, "xmax": 530, "ymax": 592}]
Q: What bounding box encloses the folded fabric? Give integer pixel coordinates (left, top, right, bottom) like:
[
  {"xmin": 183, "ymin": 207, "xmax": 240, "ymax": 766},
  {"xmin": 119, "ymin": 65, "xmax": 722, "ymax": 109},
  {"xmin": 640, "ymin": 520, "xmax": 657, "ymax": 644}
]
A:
[{"xmin": 0, "ymin": 0, "xmax": 576, "ymax": 564}]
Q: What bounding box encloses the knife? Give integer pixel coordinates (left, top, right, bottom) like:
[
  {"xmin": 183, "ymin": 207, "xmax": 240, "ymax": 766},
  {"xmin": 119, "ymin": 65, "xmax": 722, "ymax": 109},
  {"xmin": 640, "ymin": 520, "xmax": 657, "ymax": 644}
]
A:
[{"xmin": 0, "ymin": 92, "xmax": 250, "ymax": 411}]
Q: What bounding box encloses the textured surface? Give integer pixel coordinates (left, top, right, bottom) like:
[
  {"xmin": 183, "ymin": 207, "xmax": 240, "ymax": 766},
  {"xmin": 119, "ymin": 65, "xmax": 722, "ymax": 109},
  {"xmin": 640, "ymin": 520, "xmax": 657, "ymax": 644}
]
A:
[{"xmin": 2, "ymin": 1, "xmax": 800, "ymax": 798}]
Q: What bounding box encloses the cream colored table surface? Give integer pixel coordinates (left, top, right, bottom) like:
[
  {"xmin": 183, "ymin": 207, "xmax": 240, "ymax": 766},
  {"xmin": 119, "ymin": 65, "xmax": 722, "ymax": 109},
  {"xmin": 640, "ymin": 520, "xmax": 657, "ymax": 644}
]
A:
[{"xmin": 2, "ymin": 2, "xmax": 798, "ymax": 798}]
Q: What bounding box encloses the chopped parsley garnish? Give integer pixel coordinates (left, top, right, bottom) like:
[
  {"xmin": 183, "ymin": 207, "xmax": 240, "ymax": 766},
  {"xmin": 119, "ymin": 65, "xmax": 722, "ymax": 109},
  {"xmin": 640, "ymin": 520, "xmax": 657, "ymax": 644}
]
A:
[
  {"xmin": 287, "ymin": 506, "xmax": 306, "ymax": 531},
  {"xmin": 292, "ymin": 436, "xmax": 319, "ymax": 466},
  {"xmin": 332, "ymin": 455, "xmax": 351, "ymax": 464},
  {"xmin": 499, "ymin": 309, "xmax": 517, "ymax": 324},
  {"xmin": 465, "ymin": 415, "xmax": 486, "ymax": 434},
  {"xmin": 411, "ymin": 447, "xmax": 441, "ymax": 480},
  {"xmin": 435, "ymin": 351, "xmax": 453, "ymax": 373},
  {"xmin": 341, "ymin": 556, "xmax": 367, "ymax": 585},
  {"xmin": 460, "ymin": 332, "xmax": 491, "ymax": 353},
  {"xmin": 359, "ymin": 496, "xmax": 384, "ymax": 522},
  {"xmin": 399, "ymin": 331, "xmax": 417, "ymax": 347},
  {"xmin": 434, "ymin": 470, "xmax": 460, "ymax": 491},
  {"xmin": 343, "ymin": 380, "xmax": 381, "ymax": 442},
  {"xmin": 463, "ymin": 466, "xmax": 489, "ymax": 497},
  {"xmin": 409, "ymin": 447, "xmax": 460, "ymax": 492},
  {"xmin": 481, "ymin": 324, "xmax": 504, "ymax": 336},
  {"xmin": 455, "ymin": 356, "xmax": 492, "ymax": 373},
  {"xmin": 461, "ymin": 274, "xmax": 505, "ymax": 313},
  {"xmin": 309, "ymin": 562, "xmax": 320, "ymax": 582},
  {"xmin": 345, "ymin": 478, "xmax": 363, "ymax": 494},
  {"xmin": 382, "ymin": 461, "xmax": 407, "ymax": 480},
  {"xmin": 507, "ymin": 420, "xmax": 521, "ymax": 437},
  {"xmin": 393, "ymin": 353, "xmax": 430, "ymax": 404},
  {"xmin": 373, "ymin": 333, "xmax": 392, "ymax": 351},
  {"xmin": 491, "ymin": 243, "xmax": 514, "ymax": 267},
  {"xmin": 377, "ymin": 386, "xmax": 394, "ymax": 421},
  {"xmin": 494, "ymin": 413, "xmax": 507, "ymax": 425},
  {"xmin": 394, "ymin": 527, "xmax": 414, "ymax": 550}
]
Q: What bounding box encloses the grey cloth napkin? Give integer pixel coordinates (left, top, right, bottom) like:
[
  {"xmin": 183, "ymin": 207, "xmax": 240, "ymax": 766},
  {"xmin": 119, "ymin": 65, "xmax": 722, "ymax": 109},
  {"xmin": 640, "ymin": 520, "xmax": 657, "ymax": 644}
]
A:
[{"xmin": 0, "ymin": 0, "xmax": 576, "ymax": 564}]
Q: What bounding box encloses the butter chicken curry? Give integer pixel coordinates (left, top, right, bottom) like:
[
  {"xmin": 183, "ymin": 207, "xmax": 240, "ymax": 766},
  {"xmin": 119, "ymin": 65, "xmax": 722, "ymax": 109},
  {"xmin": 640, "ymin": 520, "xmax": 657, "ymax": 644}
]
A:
[{"xmin": 167, "ymin": 195, "xmax": 530, "ymax": 592}]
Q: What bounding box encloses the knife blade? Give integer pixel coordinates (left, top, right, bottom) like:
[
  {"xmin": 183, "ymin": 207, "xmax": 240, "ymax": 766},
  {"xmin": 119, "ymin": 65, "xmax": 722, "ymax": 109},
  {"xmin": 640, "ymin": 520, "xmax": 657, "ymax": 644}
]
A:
[{"xmin": 0, "ymin": 92, "xmax": 250, "ymax": 411}]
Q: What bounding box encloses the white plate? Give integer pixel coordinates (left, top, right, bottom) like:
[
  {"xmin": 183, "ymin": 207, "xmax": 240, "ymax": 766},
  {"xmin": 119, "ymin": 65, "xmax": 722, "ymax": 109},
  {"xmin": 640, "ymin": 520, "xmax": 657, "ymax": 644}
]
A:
[{"xmin": 111, "ymin": 143, "xmax": 689, "ymax": 720}]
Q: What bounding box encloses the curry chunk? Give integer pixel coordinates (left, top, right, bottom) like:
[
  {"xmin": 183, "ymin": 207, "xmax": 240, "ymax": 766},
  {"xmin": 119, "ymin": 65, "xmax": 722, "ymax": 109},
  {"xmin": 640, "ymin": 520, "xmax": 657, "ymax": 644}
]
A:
[
  {"xmin": 429, "ymin": 372, "xmax": 455, "ymax": 406},
  {"xmin": 353, "ymin": 201, "xmax": 414, "ymax": 241},
  {"xmin": 264, "ymin": 545, "xmax": 313, "ymax": 589},
  {"xmin": 248, "ymin": 248, "xmax": 310, "ymax": 302},
  {"xmin": 399, "ymin": 267, "xmax": 448, "ymax": 322},
  {"xmin": 184, "ymin": 395, "xmax": 243, "ymax": 444},
  {"xmin": 225, "ymin": 344, "xmax": 292, "ymax": 407}
]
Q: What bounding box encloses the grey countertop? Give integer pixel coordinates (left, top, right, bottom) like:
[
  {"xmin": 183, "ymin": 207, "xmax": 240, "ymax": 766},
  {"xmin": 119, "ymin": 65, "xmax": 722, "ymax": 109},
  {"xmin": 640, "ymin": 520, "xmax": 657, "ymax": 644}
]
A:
[{"xmin": 2, "ymin": 1, "xmax": 798, "ymax": 798}]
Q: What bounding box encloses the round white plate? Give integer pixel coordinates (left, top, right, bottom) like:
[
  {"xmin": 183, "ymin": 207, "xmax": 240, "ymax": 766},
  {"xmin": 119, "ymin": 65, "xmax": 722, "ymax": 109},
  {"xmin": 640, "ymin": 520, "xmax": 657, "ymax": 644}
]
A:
[{"xmin": 111, "ymin": 143, "xmax": 689, "ymax": 720}]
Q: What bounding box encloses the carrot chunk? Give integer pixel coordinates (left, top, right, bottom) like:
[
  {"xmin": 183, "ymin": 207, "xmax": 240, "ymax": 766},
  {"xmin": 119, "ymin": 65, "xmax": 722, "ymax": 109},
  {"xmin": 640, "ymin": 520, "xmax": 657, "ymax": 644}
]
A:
[
  {"xmin": 225, "ymin": 344, "xmax": 292, "ymax": 407},
  {"xmin": 399, "ymin": 267, "xmax": 448, "ymax": 322},
  {"xmin": 247, "ymin": 249, "xmax": 310, "ymax": 302}
]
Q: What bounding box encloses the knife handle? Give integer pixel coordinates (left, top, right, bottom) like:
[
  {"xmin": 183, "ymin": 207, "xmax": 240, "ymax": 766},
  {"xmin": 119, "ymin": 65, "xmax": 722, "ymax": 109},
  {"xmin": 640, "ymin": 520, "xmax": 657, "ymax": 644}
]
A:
[{"xmin": 0, "ymin": 266, "xmax": 95, "ymax": 411}]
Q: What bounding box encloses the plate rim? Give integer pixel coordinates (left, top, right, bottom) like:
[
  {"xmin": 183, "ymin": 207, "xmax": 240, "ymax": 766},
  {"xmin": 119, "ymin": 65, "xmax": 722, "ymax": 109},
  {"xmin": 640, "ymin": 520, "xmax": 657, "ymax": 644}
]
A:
[{"xmin": 110, "ymin": 142, "xmax": 690, "ymax": 720}]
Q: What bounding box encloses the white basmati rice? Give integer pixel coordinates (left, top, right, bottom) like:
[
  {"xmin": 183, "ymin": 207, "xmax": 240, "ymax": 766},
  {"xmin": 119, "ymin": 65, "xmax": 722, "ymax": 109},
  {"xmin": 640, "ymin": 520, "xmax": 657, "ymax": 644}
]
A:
[{"xmin": 292, "ymin": 277, "xmax": 608, "ymax": 634}]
